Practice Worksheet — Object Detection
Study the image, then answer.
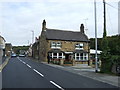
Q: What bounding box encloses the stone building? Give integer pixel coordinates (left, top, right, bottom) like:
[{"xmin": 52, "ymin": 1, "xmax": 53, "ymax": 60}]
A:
[
  {"xmin": 32, "ymin": 37, "xmax": 39, "ymax": 60},
  {"xmin": 0, "ymin": 35, "xmax": 5, "ymax": 62},
  {"xmin": 39, "ymin": 20, "xmax": 90, "ymax": 65},
  {"xmin": 27, "ymin": 44, "xmax": 32, "ymax": 57}
]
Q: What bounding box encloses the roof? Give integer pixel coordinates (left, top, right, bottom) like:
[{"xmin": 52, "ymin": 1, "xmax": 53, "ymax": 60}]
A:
[
  {"xmin": 90, "ymin": 49, "xmax": 102, "ymax": 54},
  {"xmin": 45, "ymin": 29, "xmax": 89, "ymax": 42},
  {"xmin": 0, "ymin": 35, "xmax": 6, "ymax": 42},
  {"xmin": 73, "ymin": 50, "xmax": 88, "ymax": 53},
  {"xmin": 48, "ymin": 49, "xmax": 64, "ymax": 53}
]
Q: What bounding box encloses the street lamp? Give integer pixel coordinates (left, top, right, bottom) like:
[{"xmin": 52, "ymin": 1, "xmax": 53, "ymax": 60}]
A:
[
  {"xmin": 94, "ymin": 0, "xmax": 98, "ymax": 72},
  {"xmin": 31, "ymin": 30, "xmax": 34, "ymax": 44}
]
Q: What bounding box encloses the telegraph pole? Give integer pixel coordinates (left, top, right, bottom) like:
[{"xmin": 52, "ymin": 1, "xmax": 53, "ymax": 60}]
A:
[
  {"xmin": 103, "ymin": 0, "xmax": 106, "ymax": 38},
  {"xmin": 94, "ymin": 0, "xmax": 98, "ymax": 72}
]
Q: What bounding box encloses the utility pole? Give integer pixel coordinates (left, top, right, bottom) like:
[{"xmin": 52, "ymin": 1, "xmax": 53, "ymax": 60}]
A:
[
  {"xmin": 94, "ymin": 0, "xmax": 98, "ymax": 72},
  {"xmin": 103, "ymin": 0, "xmax": 106, "ymax": 38},
  {"xmin": 31, "ymin": 30, "xmax": 34, "ymax": 44}
]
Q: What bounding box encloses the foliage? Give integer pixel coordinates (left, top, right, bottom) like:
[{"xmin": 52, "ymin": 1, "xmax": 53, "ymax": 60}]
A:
[
  {"xmin": 89, "ymin": 34, "xmax": 120, "ymax": 73},
  {"xmin": 12, "ymin": 45, "xmax": 29, "ymax": 55}
]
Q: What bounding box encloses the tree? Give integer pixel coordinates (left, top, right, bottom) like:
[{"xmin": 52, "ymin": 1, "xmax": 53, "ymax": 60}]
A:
[{"xmin": 100, "ymin": 22, "xmax": 112, "ymax": 73}]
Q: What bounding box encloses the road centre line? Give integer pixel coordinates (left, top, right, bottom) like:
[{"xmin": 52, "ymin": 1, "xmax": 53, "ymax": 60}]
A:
[
  {"xmin": 22, "ymin": 61, "xmax": 26, "ymax": 64},
  {"xmin": 50, "ymin": 81, "xmax": 64, "ymax": 90},
  {"xmin": 17, "ymin": 57, "xmax": 64, "ymax": 89},
  {"xmin": 33, "ymin": 69, "xmax": 44, "ymax": 77},
  {"xmin": 17, "ymin": 57, "xmax": 26, "ymax": 64},
  {"xmin": 26, "ymin": 64, "xmax": 31, "ymax": 68}
]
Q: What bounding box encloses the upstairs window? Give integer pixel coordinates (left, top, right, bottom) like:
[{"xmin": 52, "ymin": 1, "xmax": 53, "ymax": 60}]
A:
[
  {"xmin": 51, "ymin": 42, "xmax": 61, "ymax": 48},
  {"xmin": 75, "ymin": 43, "xmax": 83, "ymax": 50}
]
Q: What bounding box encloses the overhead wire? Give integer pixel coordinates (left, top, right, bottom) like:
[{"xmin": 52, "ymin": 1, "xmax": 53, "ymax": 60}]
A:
[{"xmin": 105, "ymin": 2, "xmax": 120, "ymax": 11}]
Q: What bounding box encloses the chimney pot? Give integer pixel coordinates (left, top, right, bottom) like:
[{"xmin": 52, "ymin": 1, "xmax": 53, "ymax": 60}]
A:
[
  {"xmin": 80, "ymin": 24, "xmax": 84, "ymax": 33},
  {"xmin": 42, "ymin": 19, "xmax": 46, "ymax": 31}
]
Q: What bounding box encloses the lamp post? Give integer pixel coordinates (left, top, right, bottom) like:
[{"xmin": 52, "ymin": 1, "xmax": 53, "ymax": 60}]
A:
[
  {"xmin": 94, "ymin": 0, "xmax": 98, "ymax": 72},
  {"xmin": 31, "ymin": 30, "xmax": 34, "ymax": 44}
]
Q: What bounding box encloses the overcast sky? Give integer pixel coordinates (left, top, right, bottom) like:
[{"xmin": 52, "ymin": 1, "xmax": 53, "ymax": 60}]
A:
[{"xmin": 0, "ymin": 0, "xmax": 119, "ymax": 46}]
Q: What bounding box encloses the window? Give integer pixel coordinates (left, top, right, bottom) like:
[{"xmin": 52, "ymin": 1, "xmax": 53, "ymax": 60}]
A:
[
  {"xmin": 59, "ymin": 53, "xmax": 62, "ymax": 59},
  {"xmin": 83, "ymin": 53, "xmax": 88, "ymax": 60},
  {"xmin": 75, "ymin": 43, "xmax": 83, "ymax": 50},
  {"xmin": 51, "ymin": 53, "xmax": 64, "ymax": 59},
  {"xmin": 75, "ymin": 53, "xmax": 88, "ymax": 61},
  {"xmin": 53, "ymin": 53, "xmax": 57, "ymax": 58},
  {"xmin": 51, "ymin": 42, "xmax": 56, "ymax": 48},
  {"xmin": 51, "ymin": 42, "xmax": 61, "ymax": 48},
  {"xmin": 56, "ymin": 42, "xmax": 61, "ymax": 48}
]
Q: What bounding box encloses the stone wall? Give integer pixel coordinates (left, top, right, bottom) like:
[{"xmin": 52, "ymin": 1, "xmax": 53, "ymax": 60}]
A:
[{"xmin": 39, "ymin": 31, "xmax": 48, "ymax": 62}]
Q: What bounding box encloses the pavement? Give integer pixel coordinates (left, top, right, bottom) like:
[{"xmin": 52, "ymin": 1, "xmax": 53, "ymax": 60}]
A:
[
  {"xmin": 2, "ymin": 57, "xmax": 119, "ymax": 89},
  {"xmin": 41, "ymin": 62, "xmax": 120, "ymax": 88},
  {"xmin": 0, "ymin": 57, "xmax": 10, "ymax": 72}
]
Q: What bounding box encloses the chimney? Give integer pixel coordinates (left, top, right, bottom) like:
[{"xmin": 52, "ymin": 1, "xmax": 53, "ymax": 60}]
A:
[
  {"xmin": 80, "ymin": 24, "xmax": 84, "ymax": 33},
  {"xmin": 42, "ymin": 19, "xmax": 46, "ymax": 31}
]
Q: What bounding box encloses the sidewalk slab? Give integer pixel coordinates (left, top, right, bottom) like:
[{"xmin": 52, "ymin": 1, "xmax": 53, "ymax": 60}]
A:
[{"xmin": 0, "ymin": 57, "xmax": 10, "ymax": 72}]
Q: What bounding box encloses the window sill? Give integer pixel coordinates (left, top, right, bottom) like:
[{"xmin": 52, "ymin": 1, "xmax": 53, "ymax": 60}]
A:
[
  {"xmin": 51, "ymin": 47, "xmax": 61, "ymax": 49},
  {"xmin": 75, "ymin": 48, "xmax": 84, "ymax": 50}
]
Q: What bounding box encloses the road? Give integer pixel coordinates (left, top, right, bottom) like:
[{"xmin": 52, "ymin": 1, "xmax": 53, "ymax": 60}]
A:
[{"xmin": 2, "ymin": 57, "xmax": 119, "ymax": 89}]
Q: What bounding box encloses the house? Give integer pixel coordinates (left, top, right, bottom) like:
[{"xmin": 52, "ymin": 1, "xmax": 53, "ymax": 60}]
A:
[
  {"xmin": 39, "ymin": 20, "xmax": 90, "ymax": 65},
  {"xmin": 27, "ymin": 44, "xmax": 33, "ymax": 57},
  {"xmin": 5, "ymin": 43, "xmax": 12, "ymax": 57},
  {"xmin": 32, "ymin": 37, "xmax": 39, "ymax": 60},
  {"xmin": 0, "ymin": 35, "xmax": 6, "ymax": 62}
]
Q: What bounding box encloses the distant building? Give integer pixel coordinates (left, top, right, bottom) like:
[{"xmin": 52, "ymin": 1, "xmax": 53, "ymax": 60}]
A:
[
  {"xmin": 39, "ymin": 20, "xmax": 90, "ymax": 66},
  {"xmin": 0, "ymin": 35, "xmax": 6, "ymax": 62},
  {"xmin": 32, "ymin": 37, "xmax": 39, "ymax": 60},
  {"xmin": 5, "ymin": 43, "xmax": 12, "ymax": 57},
  {"xmin": 27, "ymin": 44, "xmax": 32, "ymax": 57},
  {"xmin": 90, "ymin": 49, "xmax": 102, "ymax": 67}
]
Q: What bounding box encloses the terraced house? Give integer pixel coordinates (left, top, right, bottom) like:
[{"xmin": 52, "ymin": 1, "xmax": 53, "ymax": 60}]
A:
[{"xmin": 39, "ymin": 20, "xmax": 91, "ymax": 66}]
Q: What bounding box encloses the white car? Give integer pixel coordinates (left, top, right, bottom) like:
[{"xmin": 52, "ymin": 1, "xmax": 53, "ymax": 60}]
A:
[
  {"xmin": 19, "ymin": 54, "xmax": 25, "ymax": 57},
  {"xmin": 11, "ymin": 54, "xmax": 17, "ymax": 57}
]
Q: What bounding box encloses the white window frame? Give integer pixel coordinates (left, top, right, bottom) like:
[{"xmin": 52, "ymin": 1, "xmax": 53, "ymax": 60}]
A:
[
  {"xmin": 75, "ymin": 53, "xmax": 88, "ymax": 61},
  {"xmin": 75, "ymin": 43, "xmax": 84, "ymax": 50},
  {"xmin": 51, "ymin": 42, "xmax": 61, "ymax": 49},
  {"xmin": 51, "ymin": 52, "xmax": 64, "ymax": 59}
]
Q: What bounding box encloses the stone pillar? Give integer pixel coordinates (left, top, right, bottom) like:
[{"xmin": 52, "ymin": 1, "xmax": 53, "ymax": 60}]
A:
[
  {"xmin": 60, "ymin": 59, "xmax": 64, "ymax": 65},
  {"xmin": 72, "ymin": 59, "xmax": 76, "ymax": 66},
  {"xmin": 89, "ymin": 59, "xmax": 93, "ymax": 66}
]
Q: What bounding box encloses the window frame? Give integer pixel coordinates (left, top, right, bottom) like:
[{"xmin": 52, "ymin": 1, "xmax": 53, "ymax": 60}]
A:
[
  {"xmin": 75, "ymin": 43, "xmax": 84, "ymax": 50},
  {"xmin": 51, "ymin": 41, "xmax": 62, "ymax": 49}
]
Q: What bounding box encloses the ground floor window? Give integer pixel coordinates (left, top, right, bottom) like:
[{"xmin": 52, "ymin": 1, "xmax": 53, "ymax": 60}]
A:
[
  {"xmin": 74, "ymin": 53, "xmax": 88, "ymax": 61},
  {"xmin": 49, "ymin": 52, "xmax": 64, "ymax": 59}
]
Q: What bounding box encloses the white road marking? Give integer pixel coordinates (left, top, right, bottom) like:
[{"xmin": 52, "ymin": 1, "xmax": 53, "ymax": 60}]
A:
[
  {"xmin": 26, "ymin": 64, "xmax": 31, "ymax": 68},
  {"xmin": 22, "ymin": 61, "xmax": 26, "ymax": 64},
  {"xmin": 50, "ymin": 81, "xmax": 64, "ymax": 90},
  {"xmin": 33, "ymin": 69, "xmax": 44, "ymax": 77}
]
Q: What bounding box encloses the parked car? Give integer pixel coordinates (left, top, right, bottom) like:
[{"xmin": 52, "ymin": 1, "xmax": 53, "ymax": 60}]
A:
[{"xmin": 11, "ymin": 53, "xmax": 17, "ymax": 57}]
